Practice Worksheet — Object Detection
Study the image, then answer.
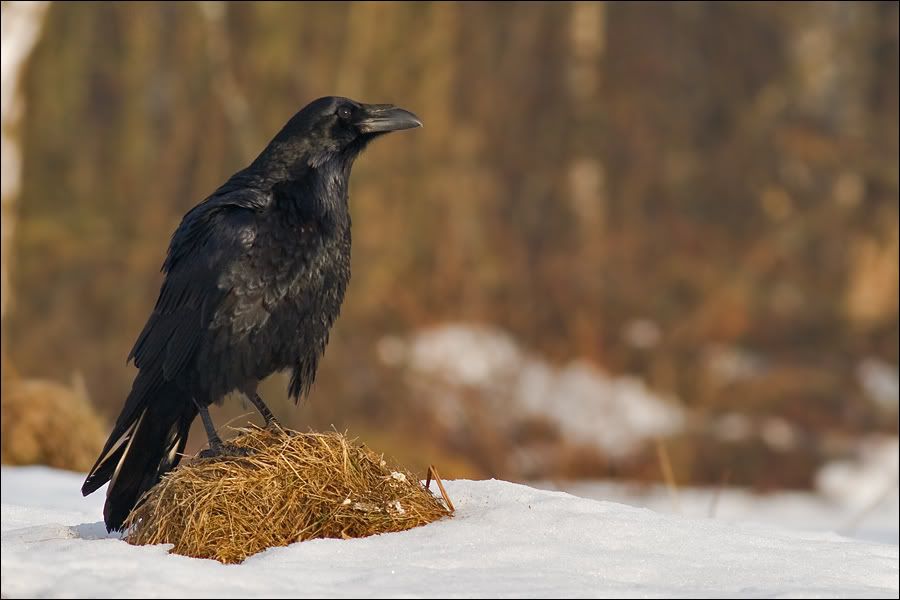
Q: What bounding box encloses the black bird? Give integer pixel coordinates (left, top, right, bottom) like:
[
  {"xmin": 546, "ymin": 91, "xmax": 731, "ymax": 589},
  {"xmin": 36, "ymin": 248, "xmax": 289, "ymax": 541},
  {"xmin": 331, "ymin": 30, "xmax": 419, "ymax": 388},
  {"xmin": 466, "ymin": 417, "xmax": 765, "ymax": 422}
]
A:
[{"xmin": 81, "ymin": 96, "xmax": 421, "ymax": 531}]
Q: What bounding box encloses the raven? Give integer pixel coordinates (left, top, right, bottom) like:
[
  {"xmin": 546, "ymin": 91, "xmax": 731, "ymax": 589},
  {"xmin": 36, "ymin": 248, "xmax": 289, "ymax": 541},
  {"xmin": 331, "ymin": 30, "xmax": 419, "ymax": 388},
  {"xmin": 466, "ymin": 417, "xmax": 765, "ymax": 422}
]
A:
[{"xmin": 81, "ymin": 96, "xmax": 421, "ymax": 531}]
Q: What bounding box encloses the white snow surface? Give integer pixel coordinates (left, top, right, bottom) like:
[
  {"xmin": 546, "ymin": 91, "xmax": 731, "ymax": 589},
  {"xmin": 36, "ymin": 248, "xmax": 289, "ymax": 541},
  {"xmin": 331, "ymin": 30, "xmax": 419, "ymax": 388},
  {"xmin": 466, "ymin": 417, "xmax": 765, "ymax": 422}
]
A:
[
  {"xmin": 2, "ymin": 466, "xmax": 898, "ymax": 598},
  {"xmin": 541, "ymin": 479, "xmax": 900, "ymax": 547}
]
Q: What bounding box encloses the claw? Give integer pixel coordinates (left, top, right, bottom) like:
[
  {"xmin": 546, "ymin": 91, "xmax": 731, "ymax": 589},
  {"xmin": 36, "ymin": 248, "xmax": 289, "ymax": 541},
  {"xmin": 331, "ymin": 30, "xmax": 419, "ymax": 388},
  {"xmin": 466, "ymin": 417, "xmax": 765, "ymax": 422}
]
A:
[{"xmin": 197, "ymin": 443, "xmax": 253, "ymax": 459}]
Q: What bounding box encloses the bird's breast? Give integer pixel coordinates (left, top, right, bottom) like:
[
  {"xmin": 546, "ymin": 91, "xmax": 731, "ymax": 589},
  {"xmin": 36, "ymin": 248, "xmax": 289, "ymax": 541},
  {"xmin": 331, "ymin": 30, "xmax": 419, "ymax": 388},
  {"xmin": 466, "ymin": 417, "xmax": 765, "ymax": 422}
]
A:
[
  {"xmin": 199, "ymin": 203, "xmax": 351, "ymax": 397},
  {"xmin": 245, "ymin": 220, "xmax": 350, "ymax": 359}
]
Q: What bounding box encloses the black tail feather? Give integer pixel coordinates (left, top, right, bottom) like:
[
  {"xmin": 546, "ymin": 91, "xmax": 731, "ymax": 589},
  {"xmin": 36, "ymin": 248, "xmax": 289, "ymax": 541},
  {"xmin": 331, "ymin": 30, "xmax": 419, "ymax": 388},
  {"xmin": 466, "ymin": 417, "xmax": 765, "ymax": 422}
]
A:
[
  {"xmin": 81, "ymin": 441, "xmax": 127, "ymax": 497},
  {"xmin": 82, "ymin": 380, "xmax": 196, "ymax": 531}
]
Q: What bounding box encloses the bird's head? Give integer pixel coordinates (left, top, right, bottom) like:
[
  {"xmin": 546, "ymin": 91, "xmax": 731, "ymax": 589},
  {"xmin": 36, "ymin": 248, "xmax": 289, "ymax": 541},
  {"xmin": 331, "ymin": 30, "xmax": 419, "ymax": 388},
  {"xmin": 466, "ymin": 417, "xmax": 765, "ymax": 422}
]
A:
[{"xmin": 266, "ymin": 96, "xmax": 422, "ymax": 171}]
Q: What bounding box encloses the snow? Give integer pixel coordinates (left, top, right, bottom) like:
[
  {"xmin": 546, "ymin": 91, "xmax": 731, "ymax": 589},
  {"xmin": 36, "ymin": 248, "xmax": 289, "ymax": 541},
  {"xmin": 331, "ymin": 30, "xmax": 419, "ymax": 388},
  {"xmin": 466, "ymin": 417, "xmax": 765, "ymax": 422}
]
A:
[
  {"xmin": 857, "ymin": 358, "xmax": 900, "ymax": 410},
  {"xmin": 378, "ymin": 324, "xmax": 684, "ymax": 457},
  {"xmin": 3, "ymin": 466, "xmax": 898, "ymax": 598},
  {"xmin": 540, "ymin": 479, "xmax": 900, "ymax": 547},
  {"xmin": 542, "ymin": 435, "xmax": 900, "ymax": 547},
  {"xmin": 816, "ymin": 436, "xmax": 899, "ymax": 511}
]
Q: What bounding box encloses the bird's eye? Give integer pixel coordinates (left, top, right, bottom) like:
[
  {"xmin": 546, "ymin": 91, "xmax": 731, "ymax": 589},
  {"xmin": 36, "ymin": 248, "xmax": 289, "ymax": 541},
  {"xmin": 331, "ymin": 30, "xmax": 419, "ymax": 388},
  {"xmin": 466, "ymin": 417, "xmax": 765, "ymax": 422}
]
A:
[{"xmin": 337, "ymin": 106, "xmax": 353, "ymax": 120}]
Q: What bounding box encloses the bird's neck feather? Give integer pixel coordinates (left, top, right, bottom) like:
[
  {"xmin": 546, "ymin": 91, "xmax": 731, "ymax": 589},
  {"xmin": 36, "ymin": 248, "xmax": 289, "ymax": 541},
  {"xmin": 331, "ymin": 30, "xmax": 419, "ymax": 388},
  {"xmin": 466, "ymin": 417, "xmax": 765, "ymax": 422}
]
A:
[{"xmin": 268, "ymin": 151, "xmax": 356, "ymax": 234}]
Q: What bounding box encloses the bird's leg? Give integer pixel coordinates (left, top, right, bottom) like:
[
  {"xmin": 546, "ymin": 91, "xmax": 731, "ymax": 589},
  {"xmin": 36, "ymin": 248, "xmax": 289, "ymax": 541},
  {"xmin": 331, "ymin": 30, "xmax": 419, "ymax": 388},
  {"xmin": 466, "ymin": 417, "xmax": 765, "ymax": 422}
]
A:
[
  {"xmin": 195, "ymin": 401, "xmax": 251, "ymax": 458},
  {"xmin": 196, "ymin": 402, "xmax": 225, "ymax": 452},
  {"xmin": 247, "ymin": 392, "xmax": 281, "ymax": 429}
]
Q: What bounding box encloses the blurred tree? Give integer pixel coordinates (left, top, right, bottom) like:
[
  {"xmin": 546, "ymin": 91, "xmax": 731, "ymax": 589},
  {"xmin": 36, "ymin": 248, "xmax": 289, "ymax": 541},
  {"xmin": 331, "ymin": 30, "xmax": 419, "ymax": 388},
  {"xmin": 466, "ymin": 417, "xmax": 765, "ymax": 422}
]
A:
[
  {"xmin": 1, "ymin": 0, "xmax": 49, "ymax": 332},
  {"xmin": 7, "ymin": 1, "xmax": 898, "ymax": 486}
]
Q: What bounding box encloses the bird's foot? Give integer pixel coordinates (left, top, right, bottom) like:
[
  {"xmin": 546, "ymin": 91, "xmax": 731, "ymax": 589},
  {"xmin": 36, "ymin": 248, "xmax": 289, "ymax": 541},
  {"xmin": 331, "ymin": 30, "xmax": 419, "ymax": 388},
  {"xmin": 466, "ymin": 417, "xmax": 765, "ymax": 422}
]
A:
[
  {"xmin": 267, "ymin": 420, "xmax": 301, "ymax": 438},
  {"xmin": 263, "ymin": 418, "xmax": 285, "ymax": 432},
  {"xmin": 197, "ymin": 443, "xmax": 253, "ymax": 459}
]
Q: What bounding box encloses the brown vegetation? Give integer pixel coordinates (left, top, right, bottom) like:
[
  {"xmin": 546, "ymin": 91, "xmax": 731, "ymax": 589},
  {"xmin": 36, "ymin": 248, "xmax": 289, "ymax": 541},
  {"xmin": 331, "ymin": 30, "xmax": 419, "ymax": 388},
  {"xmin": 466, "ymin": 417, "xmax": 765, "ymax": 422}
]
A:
[
  {"xmin": 1, "ymin": 363, "xmax": 105, "ymax": 471},
  {"xmin": 126, "ymin": 427, "xmax": 452, "ymax": 564},
  {"xmin": 4, "ymin": 2, "xmax": 898, "ymax": 488}
]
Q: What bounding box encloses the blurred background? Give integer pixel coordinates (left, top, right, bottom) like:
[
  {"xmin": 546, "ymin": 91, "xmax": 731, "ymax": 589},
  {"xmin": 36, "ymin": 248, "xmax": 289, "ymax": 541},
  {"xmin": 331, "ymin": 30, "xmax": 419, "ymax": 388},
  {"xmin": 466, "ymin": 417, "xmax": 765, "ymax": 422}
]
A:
[{"xmin": 1, "ymin": 2, "xmax": 897, "ymax": 524}]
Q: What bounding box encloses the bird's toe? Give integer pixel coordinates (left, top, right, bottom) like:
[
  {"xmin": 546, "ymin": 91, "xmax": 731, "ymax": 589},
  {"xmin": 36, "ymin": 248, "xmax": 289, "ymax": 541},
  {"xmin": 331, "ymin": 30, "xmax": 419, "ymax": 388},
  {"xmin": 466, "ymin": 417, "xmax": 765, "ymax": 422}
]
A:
[{"xmin": 197, "ymin": 444, "xmax": 253, "ymax": 459}]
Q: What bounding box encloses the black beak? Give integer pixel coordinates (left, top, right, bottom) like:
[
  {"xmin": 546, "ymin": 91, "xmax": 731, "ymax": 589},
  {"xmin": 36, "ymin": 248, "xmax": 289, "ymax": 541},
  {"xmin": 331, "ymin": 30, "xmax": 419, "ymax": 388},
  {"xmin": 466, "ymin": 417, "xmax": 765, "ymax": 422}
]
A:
[{"xmin": 357, "ymin": 105, "xmax": 422, "ymax": 134}]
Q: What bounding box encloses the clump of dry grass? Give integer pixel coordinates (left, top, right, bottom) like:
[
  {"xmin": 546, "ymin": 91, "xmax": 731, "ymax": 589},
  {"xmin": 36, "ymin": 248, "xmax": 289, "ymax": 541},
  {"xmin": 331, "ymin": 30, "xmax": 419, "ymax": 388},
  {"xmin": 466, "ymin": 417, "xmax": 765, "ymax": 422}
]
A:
[
  {"xmin": 125, "ymin": 426, "xmax": 453, "ymax": 564},
  {"xmin": 0, "ymin": 369, "xmax": 106, "ymax": 471}
]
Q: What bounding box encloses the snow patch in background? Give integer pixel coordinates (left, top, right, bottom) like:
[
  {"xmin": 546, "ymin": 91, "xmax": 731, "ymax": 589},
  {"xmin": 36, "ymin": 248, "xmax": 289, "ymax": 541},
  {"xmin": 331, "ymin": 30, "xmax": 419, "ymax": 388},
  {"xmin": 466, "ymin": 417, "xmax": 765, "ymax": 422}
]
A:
[
  {"xmin": 515, "ymin": 360, "xmax": 683, "ymax": 456},
  {"xmin": 816, "ymin": 435, "xmax": 900, "ymax": 509},
  {"xmin": 379, "ymin": 324, "xmax": 684, "ymax": 457},
  {"xmin": 858, "ymin": 357, "xmax": 900, "ymax": 410}
]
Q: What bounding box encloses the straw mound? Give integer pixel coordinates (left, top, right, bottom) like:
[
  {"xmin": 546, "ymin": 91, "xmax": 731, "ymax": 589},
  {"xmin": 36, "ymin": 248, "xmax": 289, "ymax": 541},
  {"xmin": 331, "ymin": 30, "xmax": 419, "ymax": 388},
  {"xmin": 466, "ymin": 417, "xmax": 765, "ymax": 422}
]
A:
[
  {"xmin": 0, "ymin": 373, "xmax": 105, "ymax": 471},
  {"xmin": 125, "ymin": 426, "xmax": 453, "ymax": 564}
]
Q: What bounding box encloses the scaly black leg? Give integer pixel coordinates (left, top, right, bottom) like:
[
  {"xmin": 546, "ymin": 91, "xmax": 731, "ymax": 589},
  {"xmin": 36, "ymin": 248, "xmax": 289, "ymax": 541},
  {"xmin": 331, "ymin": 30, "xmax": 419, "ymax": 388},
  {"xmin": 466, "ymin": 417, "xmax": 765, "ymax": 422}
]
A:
[
  {"xmin": 196, "ymin": 401, "xmax": 224, "ymax": 451},
  {"xmin": 247, "ymin": 392, "xmax": 280, "ymax": 428},
  {"xmin": 195, "ymin": 401, "xmax": 251, "ymax": 458}
]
